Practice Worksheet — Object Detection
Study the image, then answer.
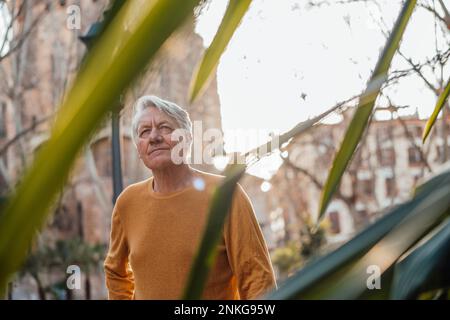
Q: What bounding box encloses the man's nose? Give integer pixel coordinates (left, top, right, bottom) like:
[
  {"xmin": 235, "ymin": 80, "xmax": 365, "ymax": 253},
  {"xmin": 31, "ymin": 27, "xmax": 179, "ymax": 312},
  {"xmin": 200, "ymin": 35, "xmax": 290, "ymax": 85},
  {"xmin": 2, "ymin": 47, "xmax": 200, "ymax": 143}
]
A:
[{"xmin": 148, "ymin": 128, "xmax": 163, "ymax": 144}]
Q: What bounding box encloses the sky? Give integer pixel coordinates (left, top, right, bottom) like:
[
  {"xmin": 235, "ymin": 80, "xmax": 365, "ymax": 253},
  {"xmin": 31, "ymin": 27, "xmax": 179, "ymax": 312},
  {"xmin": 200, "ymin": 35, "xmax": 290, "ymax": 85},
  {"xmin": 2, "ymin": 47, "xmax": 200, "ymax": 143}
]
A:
[
  {"xmin": 195, "ymin": 0, "xmax": 450, "ymax": 180},
  {"xmin": 0, "ymin": 2, "xmax": 11, "ymax": 56}
]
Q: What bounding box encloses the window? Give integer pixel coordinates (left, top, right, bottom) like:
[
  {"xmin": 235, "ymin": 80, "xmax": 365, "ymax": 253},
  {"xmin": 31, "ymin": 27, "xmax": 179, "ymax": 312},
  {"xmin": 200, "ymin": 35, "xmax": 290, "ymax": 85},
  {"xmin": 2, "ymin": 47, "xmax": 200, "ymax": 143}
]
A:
[
  {"xmin": 378, "ymin": 147, "xmax": 396, "ymax": 167},
  {"xmin": 355, "ymin": 209, "xmax": 368, "ymax": 225},
  {"xmin": 328, "ymin": 211, "xmax": 341, "ymax": 234},
  {"xmin": 91, "ymin": 138, "xmax": 112, "ymax": 177},
  {"xmin": 408, "ymin": 147, "xmax": 422, "ymax": 166},
  {"xmin": 376, "ymin": 125, "xmax": 393, "ymax": 142},
  {"xmin": 0, "ymin": 102, "xmax": 6, "ymax": 138},
  {"xmin": 121, "ymin": 136, "xmax": 138, "ymax": 179},
  {"xmin": 408, "ymin": 125, "xmax": 422, "ymax": 138},
  {"xmin": 358, "ymin": 178, "xmax": 374, "ymax": 197},
  {"xmin": 385, "ymin": 177, "xmax": 396, "ymax": 197},
  {"xmin": 435, "ymin": 144, "xmax": 450, "ymax": 162}
]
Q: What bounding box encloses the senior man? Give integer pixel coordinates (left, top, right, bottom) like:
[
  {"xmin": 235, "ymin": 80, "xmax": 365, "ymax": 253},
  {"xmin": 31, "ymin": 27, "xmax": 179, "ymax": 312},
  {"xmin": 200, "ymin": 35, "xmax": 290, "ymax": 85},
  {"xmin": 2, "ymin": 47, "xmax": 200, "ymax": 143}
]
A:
[{"xmin": 104, "ymin": 95, "xmax": 277, "ymax": 300}]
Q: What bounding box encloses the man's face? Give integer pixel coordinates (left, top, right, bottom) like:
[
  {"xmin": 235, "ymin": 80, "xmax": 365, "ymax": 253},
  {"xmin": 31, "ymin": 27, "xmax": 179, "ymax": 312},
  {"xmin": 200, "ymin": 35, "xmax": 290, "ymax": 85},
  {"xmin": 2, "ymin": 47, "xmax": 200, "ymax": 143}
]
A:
[{"xmin": 136, "ymin": 107, "xmax": 182, "ymax": 170}]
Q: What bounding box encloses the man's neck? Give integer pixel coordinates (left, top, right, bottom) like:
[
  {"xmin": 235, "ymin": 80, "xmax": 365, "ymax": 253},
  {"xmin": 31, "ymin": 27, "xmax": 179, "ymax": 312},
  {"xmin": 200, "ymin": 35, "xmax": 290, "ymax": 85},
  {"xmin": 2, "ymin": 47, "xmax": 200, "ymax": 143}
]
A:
[{"xmin": 152, "ymin": 164, "xmax": 195, "ymax": 194}]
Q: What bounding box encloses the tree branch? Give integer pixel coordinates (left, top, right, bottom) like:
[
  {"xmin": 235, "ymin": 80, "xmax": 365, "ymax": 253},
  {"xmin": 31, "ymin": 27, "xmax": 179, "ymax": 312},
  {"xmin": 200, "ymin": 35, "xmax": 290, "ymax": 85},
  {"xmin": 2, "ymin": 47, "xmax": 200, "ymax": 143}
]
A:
[
  {"xmin": 0, "ymin": 114, "xmax": 54, "ymax": 157},
  {"xmin": 0, "ymin": 2, "xmax": 51, "ymax": 62},
  {"xmin": 282, "ymin": 156, "xmax": 354, "ymax": 207}
]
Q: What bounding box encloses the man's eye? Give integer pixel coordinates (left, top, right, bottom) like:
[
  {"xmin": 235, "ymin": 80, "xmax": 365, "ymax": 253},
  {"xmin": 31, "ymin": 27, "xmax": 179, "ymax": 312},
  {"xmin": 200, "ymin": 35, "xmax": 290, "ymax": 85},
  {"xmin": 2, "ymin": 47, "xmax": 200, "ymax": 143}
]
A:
[
  {"xmin": 160, "ymin": 126, "xmax": 172, "ymax": 132},
  {"xmin": 140, "ymin": 129, "xmax": 150, "ymax": 137}
]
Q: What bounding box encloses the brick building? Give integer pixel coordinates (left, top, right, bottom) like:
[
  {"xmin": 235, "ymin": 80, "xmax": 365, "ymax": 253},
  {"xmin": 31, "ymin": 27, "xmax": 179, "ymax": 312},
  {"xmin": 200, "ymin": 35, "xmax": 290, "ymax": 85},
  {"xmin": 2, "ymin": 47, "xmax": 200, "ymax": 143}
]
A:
[{"xmin": 263, "ymin": 108, "xmax": 450, "ymax": 248}]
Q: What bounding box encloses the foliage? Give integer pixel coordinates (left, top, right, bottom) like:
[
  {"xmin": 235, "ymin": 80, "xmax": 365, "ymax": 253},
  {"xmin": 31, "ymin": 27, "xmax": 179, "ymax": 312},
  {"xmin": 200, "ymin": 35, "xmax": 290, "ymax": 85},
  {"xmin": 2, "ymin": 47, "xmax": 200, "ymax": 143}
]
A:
[
  {"xmin": 272, "ymin": 222, "xmax": 327, "ymax": 280},
  {"xmin": 19, "ymin": 237, "xmax": 106, "ymax": 300},
  {"xmin": 272, "ymin": 242, "xmax": 302, "ymax": 279}
]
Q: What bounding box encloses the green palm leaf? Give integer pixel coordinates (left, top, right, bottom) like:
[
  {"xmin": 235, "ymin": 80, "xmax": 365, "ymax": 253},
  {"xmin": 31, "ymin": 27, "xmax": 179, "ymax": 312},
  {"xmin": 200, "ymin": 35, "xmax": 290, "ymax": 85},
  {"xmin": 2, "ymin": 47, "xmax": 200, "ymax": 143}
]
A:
[
  {"xmin": 422, "ymin": 76, "xmax": 450, "ymax": 143},
  {"xmin": 391, "ymin": 216, "xmax": 450, "ymax": 299},
  {"xmin": 189, "ymin": 0, "xmax": 252, "ymax": 102}
]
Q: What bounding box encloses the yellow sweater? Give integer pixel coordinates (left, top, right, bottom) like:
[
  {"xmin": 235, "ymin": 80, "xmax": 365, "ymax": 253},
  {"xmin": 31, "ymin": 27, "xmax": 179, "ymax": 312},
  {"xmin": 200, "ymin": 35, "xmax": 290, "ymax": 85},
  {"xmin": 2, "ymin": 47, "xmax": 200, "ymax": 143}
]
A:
[{"xmin": 104, "ymin": 170, "xmax": 277, "ymax": 300}]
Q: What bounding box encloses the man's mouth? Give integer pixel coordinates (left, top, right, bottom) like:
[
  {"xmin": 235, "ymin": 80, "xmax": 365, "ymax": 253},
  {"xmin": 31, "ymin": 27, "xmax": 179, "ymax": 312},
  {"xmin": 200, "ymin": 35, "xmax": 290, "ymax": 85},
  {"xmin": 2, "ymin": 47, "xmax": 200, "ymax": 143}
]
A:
[{"xmin": 148, "ymin": 147, "xmax": 170, "ymax": 155}]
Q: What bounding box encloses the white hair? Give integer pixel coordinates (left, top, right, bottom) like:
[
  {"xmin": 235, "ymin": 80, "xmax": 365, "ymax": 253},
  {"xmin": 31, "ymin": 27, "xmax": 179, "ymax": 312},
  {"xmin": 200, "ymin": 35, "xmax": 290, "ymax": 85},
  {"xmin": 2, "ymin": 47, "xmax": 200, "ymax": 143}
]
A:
[{"xmin": 131, "ymin": 95, "xmax": 192, "ymax": 145}]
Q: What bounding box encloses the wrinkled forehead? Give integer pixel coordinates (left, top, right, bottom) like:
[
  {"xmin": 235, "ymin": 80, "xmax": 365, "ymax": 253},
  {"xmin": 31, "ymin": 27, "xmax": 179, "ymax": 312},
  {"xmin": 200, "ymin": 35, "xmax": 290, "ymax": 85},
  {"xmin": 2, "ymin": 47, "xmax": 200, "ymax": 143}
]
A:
[{"xmin": 136, "ymin": 106, "xmax": 178, "ymax": 128}]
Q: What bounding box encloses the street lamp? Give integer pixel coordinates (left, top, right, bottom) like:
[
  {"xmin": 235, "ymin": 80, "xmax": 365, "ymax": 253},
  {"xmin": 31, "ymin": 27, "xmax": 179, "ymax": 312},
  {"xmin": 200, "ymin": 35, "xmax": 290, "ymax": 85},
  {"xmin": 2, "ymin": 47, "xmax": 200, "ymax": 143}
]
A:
[{"xmin": 79, "ymin": 22, "xmax": 124, "ymax": 205}]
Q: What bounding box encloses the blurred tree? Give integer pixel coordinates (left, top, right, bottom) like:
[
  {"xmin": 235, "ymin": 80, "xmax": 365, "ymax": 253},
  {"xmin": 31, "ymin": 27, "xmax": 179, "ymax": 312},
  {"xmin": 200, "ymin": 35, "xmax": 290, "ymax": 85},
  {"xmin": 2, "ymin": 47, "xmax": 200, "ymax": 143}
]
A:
[{"xmin": 19, "ymin": 237, "xmax": 106, "ymax": 300}]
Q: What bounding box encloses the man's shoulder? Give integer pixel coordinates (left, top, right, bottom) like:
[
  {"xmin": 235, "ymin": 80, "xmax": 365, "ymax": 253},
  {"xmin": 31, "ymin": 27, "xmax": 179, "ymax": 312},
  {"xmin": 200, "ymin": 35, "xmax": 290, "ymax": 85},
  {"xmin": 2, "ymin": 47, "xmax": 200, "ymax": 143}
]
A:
[{"xmin": 116, "ymin": 178, "xmax": 151, "ymax": 206}]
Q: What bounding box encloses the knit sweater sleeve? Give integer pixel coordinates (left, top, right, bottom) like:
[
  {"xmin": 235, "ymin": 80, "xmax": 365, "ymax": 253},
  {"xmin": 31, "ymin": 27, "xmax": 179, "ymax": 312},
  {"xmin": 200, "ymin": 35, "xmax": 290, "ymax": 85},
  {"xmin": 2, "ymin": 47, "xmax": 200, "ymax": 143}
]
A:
[
  {"xmin": 224, "ymin": 184, "xmax": 277, "ymax": 299},
  {"xmin": 104, "ymin": 204, "xmax": 135, "ymax": 300}
]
